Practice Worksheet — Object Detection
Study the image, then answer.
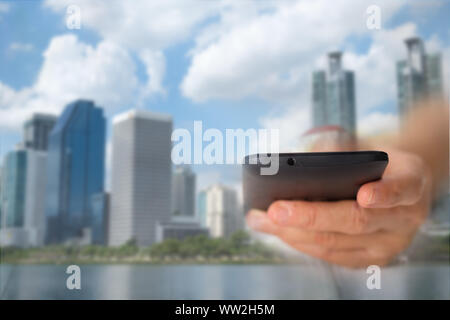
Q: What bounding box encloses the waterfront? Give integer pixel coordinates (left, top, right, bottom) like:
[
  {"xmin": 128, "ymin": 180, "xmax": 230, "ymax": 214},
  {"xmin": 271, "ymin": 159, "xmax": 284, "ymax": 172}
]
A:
[{"xmin": 1, "ymin": 263, "xmax": 448, "ymax": 299}]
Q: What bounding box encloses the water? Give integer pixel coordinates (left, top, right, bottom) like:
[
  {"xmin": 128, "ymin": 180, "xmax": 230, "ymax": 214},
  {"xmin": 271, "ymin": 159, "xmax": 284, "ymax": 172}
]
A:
[{"xmin": 1, "ymin": 263, "xmax": 449, "ymax": 299}]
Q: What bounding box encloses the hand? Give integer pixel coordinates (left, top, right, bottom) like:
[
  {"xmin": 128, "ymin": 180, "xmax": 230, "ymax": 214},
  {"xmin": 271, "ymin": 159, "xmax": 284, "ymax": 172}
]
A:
[{"xmin": 246, "ymin": 147, "xmax": 433, "ymax": 268}]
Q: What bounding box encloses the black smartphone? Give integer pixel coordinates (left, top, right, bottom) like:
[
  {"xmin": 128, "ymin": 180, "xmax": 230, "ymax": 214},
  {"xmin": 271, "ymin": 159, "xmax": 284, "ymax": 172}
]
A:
[{"xmin": 242, "ymin": 151, "xmax": 388, "ymax": 213}]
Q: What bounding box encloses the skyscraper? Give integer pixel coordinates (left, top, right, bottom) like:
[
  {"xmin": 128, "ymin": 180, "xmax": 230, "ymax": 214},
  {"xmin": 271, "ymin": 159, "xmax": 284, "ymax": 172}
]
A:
[
  {"xmin": 204, "ymin": 184, "xmax": 241, "ymax": 238},
  {"xmin": 0, "ymin": 148, "xmax": 47, "ymax": 247},
  {"xmin": 45, "ymin": 100, "xmax": 106, "ymax": 244},
  {"xmin": 172, "ymin": 165, "xmax": 196, "ymax": 217},
  {"xmin": 109, "ymin": 109, "xmax": 172, "ymax": 246},
  {"xmin": 1, "ymin": 150, "xmax": 27, "ymax": 229},
  {"xmin": 312, "ymin": 51, "xmax": 356, "ymax": 134},
  {"xmin": 23, "ymin": 113, "xmax": 57, "ymax": 151},
  {"xmin": 24, "ymin": 149, "xmax": 48, "ymax": 246},
  {"xmin": 397, "ymin": 37, "xmax": 443, "ymax": 117}
]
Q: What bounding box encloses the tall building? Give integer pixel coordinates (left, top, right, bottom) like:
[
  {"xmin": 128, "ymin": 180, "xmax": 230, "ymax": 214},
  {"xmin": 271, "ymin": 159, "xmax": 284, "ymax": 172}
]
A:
[
  {"xmin": 397, "ymin": 37, "xmax": 443, "ymax": 117},
  {"xmin": 109, "ymin": 109, "xmax": 172, "ymax": 246},
  {"xmin": 23, "ymin": 113, "xmax": 57, "ymax": 151},
  {"xmin": 204, "ymin": 184, "xmax": 242, "ymax": 238},
  {"xmin": 24, "ymin": 150, "xmax": 48, "ymax": 246},
  {"xmin": 0, "ymin": 148, "xmax": 47, "ymax": 247},
  {"xmin": 172, "ymin": 165, "xmax": 196, "ymax": 217},
  {"xmin": 312, "ymin": 51, "xmax": 356, "ymax": 134},
  {"xmin": 45, "ymin": 100, "xmax": 106, "ymax": 244},
  {"xmin": 1, "ymin": 150, "xmax": 27, "ymax": 229}
]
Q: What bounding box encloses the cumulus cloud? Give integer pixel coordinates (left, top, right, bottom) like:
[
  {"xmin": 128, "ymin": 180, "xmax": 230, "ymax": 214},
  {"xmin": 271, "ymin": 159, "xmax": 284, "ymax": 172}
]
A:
[
  {"xmin": 259, "ymin": 105, "xmax": 310, "ymax": 152},
  {"xmin": 0, "ymin": 34, "xmax": 154, "ymax": 130},
  {"xmin": 358, "ymin": 112, "xmax": 398, "ymax": 137},
  {"xmin": 44, "ymin": 0, "xmax": 220, "ymax": 51},
  {"xmin": 181, "ymin": 0, "xmax": 406, "ymax": 104},
  {"xmin": 138, "ymin": 49, "xmax": 166, "ymax": 98}
]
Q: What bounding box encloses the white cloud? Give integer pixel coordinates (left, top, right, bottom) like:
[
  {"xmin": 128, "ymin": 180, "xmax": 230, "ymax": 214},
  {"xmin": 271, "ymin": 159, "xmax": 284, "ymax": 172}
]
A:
[
  {"xmin": 43, "ymin": 0, "xmax": 214, "ymax": 108},
  {"xmin": 44, "ymin": 0, "xmax": 220, "ymax": 51},
  {"xmin": 357, "ymin": 112, "xmax": 398, "ymax": 137},
  {"xmin": 138, "ymin": 49, "xmax": 166, "ymax": 98},
  {"xmin": 181, "ymin": 0, "xmax": 406, "ymax": 104},
  {"xmin": 259, "ymin": 105, "xmax": 310, "ymax": 151},
  {"xmin": 344, "ymin": 23, "xmax": 417, "ymax": 113},
  {"xmin": 0, "ymin": 34, "xmax": 156, "ymax": 130},
  {"xmin": 9, "ymin": 42, "xmax": 34, "ymax": 52}
]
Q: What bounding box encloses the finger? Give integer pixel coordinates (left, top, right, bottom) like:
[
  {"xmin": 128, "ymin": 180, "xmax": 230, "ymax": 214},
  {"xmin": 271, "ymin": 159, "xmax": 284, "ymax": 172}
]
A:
[
  {"xmin": 246, "ymin": 209, "xmax": 281, "ymax": 234},
  {"xmin": 357, "ymin": 171, "xmax": 425, "ymax": 208},
  {"xmin": 267, "ymin": 200, "xmax": 381, "ymax": 234},
  {"xmin": 289, "ymin": 244, "xmax": 388, "ymax": 268}
]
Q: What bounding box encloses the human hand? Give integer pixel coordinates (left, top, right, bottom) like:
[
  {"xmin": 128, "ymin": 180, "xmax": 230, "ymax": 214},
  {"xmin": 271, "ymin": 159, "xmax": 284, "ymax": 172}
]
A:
[{"xmin": 246, "ymin": 147, "xmax": 432, "ymax": 268}]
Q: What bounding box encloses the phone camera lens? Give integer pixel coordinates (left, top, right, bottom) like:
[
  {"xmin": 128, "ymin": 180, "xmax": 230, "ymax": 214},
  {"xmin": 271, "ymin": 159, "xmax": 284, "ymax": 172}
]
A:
[{"xmin": 287, "ymin": 158, "xmax": 296, "ymax": 166}]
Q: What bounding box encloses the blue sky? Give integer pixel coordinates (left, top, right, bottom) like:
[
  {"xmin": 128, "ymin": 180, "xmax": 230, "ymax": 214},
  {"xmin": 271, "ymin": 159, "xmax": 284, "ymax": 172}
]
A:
[{"xmin": 0, "ymin": 0, "xmax": 448, "ymax": 191}]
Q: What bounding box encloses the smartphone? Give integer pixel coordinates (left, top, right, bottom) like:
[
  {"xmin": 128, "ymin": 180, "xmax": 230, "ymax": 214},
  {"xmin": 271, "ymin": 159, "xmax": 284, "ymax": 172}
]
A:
[{"xmin": 242, "ymin": 151, "xmax": 388, "ymax": 213}]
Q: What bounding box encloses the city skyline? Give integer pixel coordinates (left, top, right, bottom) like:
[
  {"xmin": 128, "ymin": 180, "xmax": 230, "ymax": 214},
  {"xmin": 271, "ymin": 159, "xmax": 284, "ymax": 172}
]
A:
[
  {"xmin": 0, "ymin": 100, "xmax": 245, "ymax": 247},
  {"xmin": 0, "ymin": 33, "xmax": 446, "ymax": 247}
]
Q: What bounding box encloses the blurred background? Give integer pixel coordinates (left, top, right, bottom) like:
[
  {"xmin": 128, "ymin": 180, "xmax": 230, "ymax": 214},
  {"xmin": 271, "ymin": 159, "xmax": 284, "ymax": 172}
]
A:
[{"xmin": 0, "ymin": 0, "xmax": 448, "ymax": 299}]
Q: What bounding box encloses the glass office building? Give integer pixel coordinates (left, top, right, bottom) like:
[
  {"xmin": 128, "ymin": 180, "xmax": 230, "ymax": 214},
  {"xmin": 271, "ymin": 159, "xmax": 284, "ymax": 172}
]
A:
[
  {"xmin": 312, "ymin": 51, "xmax": 356, "ymax": 135},
  {"xmin": 0, "ymin": 150, "xmax": 27, "ymax": 228},
  {"xmin": 45, "ymin": 100, "xmax": 106, "ymax": 244}
]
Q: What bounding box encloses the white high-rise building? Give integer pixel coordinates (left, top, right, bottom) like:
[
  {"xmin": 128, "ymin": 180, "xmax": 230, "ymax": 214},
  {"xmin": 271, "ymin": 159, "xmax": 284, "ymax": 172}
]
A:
[
  {"xmin": 204, "ymin": 184, "xmax": 242, "ymax": 238},
  {"xmin": 24, "ymin": 149, "xmax": 47, "ymax": 246},
  {"xmin": 109, "ymin": 109, "xmax": 172, "ymax": 246}
]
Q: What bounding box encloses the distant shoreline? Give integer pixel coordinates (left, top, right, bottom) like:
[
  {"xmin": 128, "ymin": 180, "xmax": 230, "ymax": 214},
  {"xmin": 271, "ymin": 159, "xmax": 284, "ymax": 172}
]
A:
[{"xmin": 0, "ymin": 256, "xmax": 292, "ymax": 265}]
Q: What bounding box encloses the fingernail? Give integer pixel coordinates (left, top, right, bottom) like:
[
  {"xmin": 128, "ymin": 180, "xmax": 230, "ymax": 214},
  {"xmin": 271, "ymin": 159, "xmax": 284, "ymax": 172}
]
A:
[
  {"xmin": 273, "ymin": 205, "xmax": 291, "ymax": 225},
  {"xmin": 247, "ymin": 210, "xmax": 265, "ymax": 230}
]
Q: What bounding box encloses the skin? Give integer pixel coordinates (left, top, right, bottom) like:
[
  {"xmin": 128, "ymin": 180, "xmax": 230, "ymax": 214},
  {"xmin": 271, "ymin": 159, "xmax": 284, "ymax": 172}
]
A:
[{"xmin": 246, "ymin": 99, "xmax": 448, "ymax": 268}]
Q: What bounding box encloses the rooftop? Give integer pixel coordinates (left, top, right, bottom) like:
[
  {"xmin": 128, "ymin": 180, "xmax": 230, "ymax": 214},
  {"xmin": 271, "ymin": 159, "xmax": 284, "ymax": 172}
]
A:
[{"xmin": 113, "ymin": 109, "xmax": 172, "ymax": 124}]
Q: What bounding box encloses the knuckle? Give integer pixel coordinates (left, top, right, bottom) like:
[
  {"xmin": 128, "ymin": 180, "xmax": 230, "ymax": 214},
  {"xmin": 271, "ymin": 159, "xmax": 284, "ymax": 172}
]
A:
[
  {"xmin": 350, "ymin": 204, "xmax": 369, "ymax": 234},
  {"xmin": 313, "ymin": 232, "xmax": 337, "ymax": 248},
  {"xmin": 300, "ymin": 203, "xmax": 317, "ymax": 229}
]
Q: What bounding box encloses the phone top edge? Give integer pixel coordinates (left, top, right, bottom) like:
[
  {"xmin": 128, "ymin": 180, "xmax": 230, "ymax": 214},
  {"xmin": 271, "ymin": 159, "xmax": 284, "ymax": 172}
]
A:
[{"xmin": 243, "ymin": 150, "xmax": 388, "ymax": 164}]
